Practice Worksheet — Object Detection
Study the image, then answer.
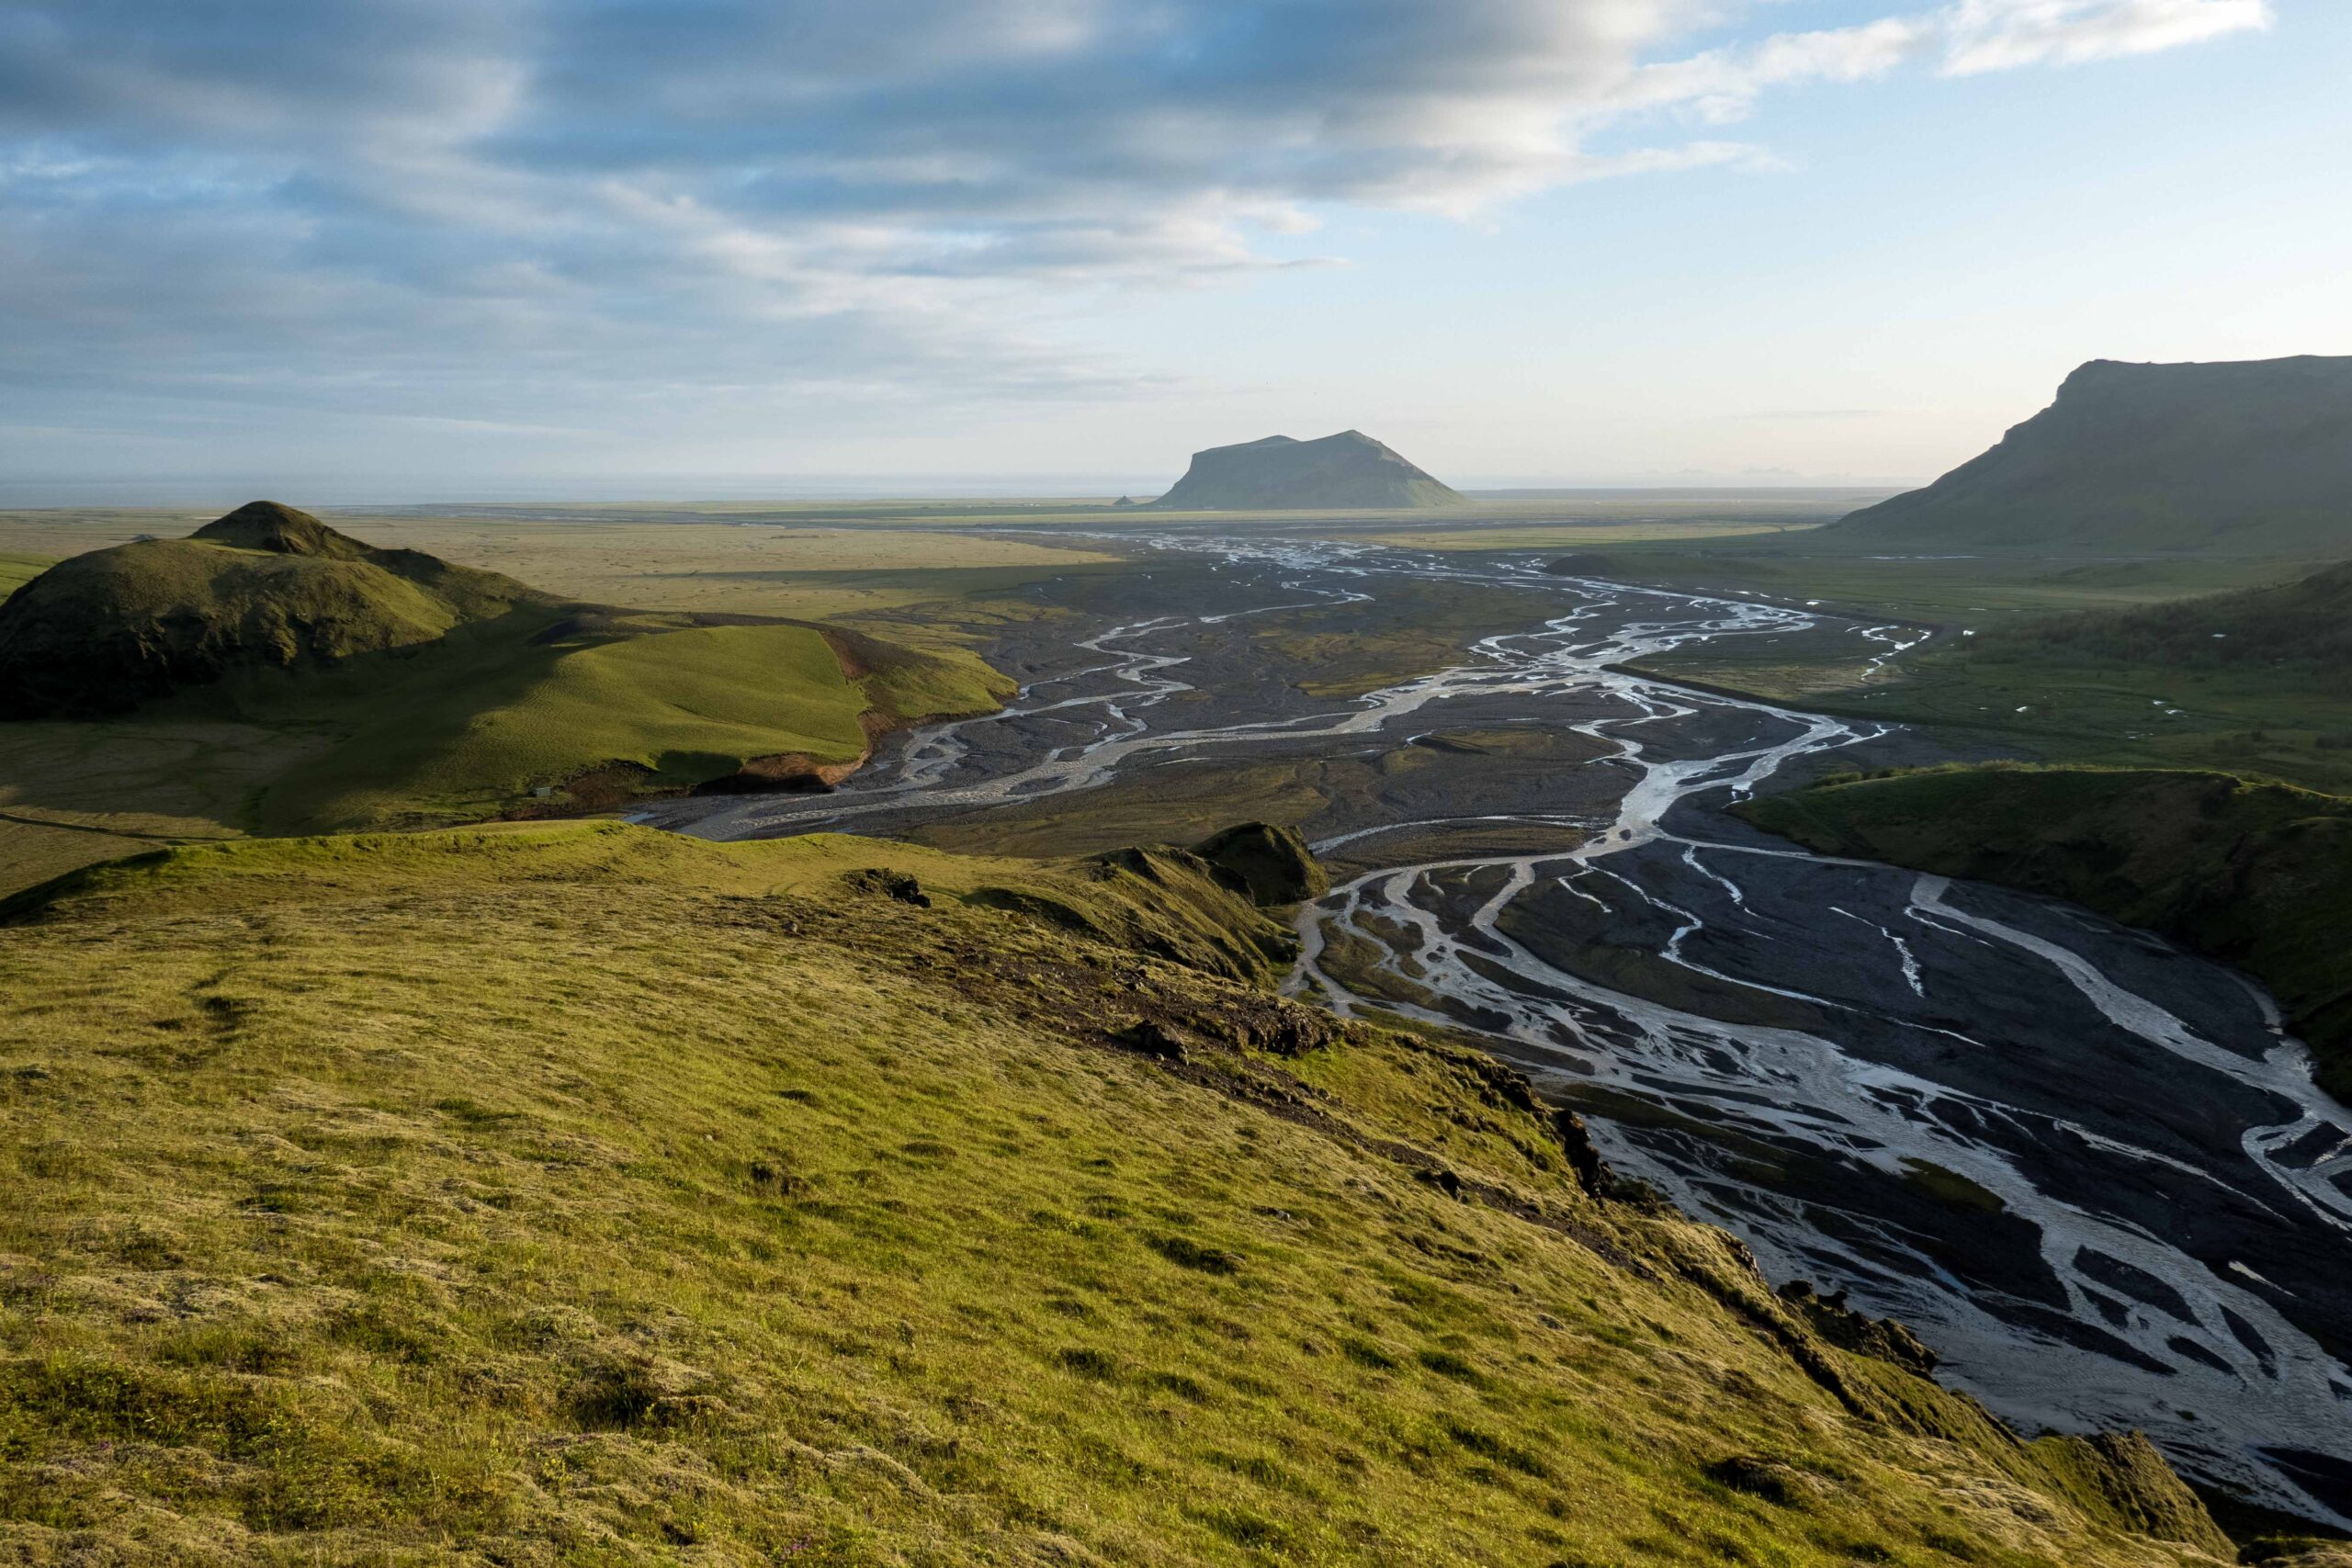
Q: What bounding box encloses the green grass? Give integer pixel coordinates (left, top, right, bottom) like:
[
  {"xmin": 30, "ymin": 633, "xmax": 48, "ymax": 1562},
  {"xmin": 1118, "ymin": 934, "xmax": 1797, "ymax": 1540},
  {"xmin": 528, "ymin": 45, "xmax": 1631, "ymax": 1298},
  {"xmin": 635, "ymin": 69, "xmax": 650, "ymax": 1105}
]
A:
[
  {"xmin": 0, "ymin": 612, "xmax": 1012, "ymax": 848},
  {"xmin": 0, "ymin": 506, "xmax": 561, "ymax": 723},
  {"xmin": 1737, "ymin": 764, "xmax": 2352, "ymax": 1098},
  {"xmin": 0, "ymin": 822, "xmax": 2237, "ymax": 1564},
  {"xmin": 0, "ymin": 512, "xmax": 1018, "ymax": 877},
  {"xmin": 0, "ymin": 717, "xmax": 313, "ymax": 897},
  {"xmin": 1571, "ymin": 543, "xmax": 2294, "ymax": 623},
  {"xmin": 0, "ymin": 553, "xmax": 51, "ymax": 601},
  {"xmin": 243, "ymin": 620, "xmax": 884, "ymax": 830},
  {"xmin": 1634, "ymin": 632, "xmax": 2352, "ymax": 795},
  {"xmin": 1569, "ymin": 543, "xmax": 2352, "ymax": 792},
  {"xmin": 1986, "ymin": 558, "xmax": 2352, "ymax": 675}
]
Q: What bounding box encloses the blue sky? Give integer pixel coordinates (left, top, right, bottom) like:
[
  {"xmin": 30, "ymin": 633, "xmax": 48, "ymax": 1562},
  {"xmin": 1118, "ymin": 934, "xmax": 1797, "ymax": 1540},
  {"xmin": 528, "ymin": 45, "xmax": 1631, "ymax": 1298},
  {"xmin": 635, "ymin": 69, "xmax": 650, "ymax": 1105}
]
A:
[{"xmin": 0, "ymin": 0, "xmax": 2341, "ymax": 499}]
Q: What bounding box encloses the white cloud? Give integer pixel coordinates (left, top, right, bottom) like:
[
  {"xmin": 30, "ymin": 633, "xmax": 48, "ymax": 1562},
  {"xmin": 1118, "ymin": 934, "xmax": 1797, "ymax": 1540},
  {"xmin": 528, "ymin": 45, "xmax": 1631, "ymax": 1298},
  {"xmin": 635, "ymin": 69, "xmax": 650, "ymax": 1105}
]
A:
[
  {"xmin": 0, "ymin": 0, "xmax": 2278, "ymax": 439},
  {"xmin": 1612, "ymin": 0, "xmax": 2263, "ymax": 124},
  {"xmin": 1940, "ymin": 0, "xmax": 2271, "ymax": 74}
]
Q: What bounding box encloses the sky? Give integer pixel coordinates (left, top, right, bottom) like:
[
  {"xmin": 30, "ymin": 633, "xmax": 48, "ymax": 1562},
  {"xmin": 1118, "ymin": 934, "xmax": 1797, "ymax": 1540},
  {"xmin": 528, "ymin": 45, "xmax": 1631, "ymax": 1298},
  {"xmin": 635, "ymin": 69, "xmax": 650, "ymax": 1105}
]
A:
[{"xmin": 1, "ymin": 0, "xmax": 2346, "ymax": 501}]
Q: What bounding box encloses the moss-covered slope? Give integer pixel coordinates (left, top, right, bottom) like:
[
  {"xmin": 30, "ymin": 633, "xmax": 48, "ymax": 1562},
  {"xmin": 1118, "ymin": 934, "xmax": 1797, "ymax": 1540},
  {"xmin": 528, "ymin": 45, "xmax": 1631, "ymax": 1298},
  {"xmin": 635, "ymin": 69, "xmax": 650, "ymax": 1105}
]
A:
[
  {"xmin": 0, "ymin": 502, "xmax": 550, "ymax": 718},
  {"xmin": 1738, "ymin": 765, "xmax": 2352, "ymax": 1099},
  {"xmin": 0, "ymin": 504, "xmax": 1013, "ymax": 842},
  {"xmin": 0, "ymin": 823, "xmax": 2235, "ymax": 1564},
  {"xmin": 1986, "ymin": 558, "xmax": 2352, "ymax": 679},
  {"xmin": 1824, "ymin": 355, "xmax": 2352, "ymax": 556}
]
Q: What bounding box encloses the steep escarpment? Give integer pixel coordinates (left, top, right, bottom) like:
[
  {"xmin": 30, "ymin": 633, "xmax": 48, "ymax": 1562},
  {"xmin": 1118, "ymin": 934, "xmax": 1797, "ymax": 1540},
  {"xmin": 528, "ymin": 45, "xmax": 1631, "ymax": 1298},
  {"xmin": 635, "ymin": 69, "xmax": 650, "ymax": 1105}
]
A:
[
  {"xmin": 1151, "ymin": 430, "xmax": 1464, "ymax": 510},
  {"xmin": 1738, "ymin": 764, "xmax": 2352, "ymax": 1098},
  {"xmin": 1826, "ymin": 355, "xmax": 2352, "ymax": 555},
  {"xmin": 0, "ymin": 820, "xmax": 2241, "ymax": 1565}
]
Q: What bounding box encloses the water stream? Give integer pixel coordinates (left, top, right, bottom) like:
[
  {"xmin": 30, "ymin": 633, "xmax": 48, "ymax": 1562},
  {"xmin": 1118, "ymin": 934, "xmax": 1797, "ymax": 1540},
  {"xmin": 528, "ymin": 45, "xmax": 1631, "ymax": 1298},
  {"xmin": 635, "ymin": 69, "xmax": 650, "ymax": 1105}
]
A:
[{"xmin": 640, "ymin": 536, "xmax": 2352, "ymax": 1524}]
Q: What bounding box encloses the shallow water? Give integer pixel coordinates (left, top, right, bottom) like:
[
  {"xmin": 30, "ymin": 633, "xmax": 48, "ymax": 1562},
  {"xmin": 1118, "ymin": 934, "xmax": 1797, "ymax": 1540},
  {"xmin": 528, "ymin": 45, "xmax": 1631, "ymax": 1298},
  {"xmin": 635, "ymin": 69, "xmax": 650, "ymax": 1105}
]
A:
[{"xmin": 643, "ymin": 536, "xmax": 2352, "ymax": 1524}]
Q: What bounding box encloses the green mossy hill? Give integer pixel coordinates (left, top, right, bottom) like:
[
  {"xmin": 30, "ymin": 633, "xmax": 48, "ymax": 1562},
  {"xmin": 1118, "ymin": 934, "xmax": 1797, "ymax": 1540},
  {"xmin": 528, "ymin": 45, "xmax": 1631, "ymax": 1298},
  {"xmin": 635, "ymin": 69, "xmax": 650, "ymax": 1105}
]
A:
[
  {"xmin": 1149, "ymin": 430, "xmax": 1464, "ymax": 510},
  {"xmin": 0, "ymin": 502, "xmax": 1013, "ymax": 835},
  {"xmin": 1738, "ymin": 765, "xmax": 2352, "ymax": 1098},
  {"xmin": 1191, "ymin": 819, "xmax": 1330, "ymax": 906},
  {"xmin": 1826, "ymin": 355, "xmax": 2352, "ymax": 555},
  {"xmin": 0, "ymin": 822, "xmax": 2234, "ymax": 1565},
  {"xmin": 1989, "ymin": 558, "xmax": 2352, "ymax": 677},
  {"xmin": 0, "ymin": 502, "xmax": 551, "ymax": 717}
]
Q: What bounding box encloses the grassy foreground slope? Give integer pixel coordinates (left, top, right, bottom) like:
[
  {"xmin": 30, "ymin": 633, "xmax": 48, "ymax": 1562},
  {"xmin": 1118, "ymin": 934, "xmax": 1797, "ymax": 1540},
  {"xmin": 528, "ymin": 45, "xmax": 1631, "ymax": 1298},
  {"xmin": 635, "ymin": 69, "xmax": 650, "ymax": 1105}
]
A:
[
  {"xmin": 0, "ymin": 824, "xmax": 2236, "ymax": 1566},
  {"xmin": 1737, "ymin": 766, "xmax": 2352, "ymax": 1099}
]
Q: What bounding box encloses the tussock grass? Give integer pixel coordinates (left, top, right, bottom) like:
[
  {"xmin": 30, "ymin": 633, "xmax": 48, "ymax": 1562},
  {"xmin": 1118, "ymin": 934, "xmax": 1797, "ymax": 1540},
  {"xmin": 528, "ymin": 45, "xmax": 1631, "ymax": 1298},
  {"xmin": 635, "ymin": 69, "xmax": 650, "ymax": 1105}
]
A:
[{"xmin": 0, "ymin": 823, "xmax": 2233, "ymax": 1564}]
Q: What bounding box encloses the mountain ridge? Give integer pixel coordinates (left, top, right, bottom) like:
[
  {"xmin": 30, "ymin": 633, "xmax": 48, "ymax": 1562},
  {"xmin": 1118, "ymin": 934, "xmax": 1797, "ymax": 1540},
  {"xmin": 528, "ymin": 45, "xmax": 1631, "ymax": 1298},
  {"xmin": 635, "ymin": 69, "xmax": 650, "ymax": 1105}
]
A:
[{"xmin": 1825, "ymin": 355, "xmax": 2352, "ymax": 555}]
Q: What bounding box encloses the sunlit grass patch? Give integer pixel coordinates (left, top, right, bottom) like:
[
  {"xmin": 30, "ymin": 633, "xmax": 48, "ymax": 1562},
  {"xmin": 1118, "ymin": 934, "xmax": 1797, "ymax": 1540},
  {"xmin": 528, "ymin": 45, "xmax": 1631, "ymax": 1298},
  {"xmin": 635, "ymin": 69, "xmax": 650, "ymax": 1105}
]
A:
[{"xmin": 0, "ymin": 823, "xmax": 2234, "ymax": 1562}]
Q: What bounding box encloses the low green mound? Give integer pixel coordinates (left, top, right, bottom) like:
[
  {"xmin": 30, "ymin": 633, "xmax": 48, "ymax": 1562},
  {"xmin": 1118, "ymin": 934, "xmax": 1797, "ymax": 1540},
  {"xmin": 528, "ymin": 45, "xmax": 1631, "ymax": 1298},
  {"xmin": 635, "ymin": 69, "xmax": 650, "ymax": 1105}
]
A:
[
  {"xmin": 1738, "ymin": 765, "xmax": 2352, "ymax": 1096},
  {"xmin": 0, "ymin": 823, "xmax": 2231, "ymax": 1563},
  {"xmin": 0, "ymin": 503, "xmax": 1013, "ymax": 842},
  {"xmin": 0, "ymin": 502, "xmax": 549, "ymax": 717},
  {"xmin": 1192, "ymin": 820, "xmax": 1329, "ymax": 906},
  {"xmin": 1991, "ymin": 558, "xmax": 2352, "ymax": 677}
]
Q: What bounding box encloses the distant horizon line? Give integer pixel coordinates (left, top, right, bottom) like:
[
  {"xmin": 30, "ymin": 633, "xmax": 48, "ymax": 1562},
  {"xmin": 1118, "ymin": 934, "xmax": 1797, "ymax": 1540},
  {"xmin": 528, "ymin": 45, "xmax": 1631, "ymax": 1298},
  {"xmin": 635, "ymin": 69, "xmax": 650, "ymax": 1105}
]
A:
[{"xmin": 0, "ymin": 475, "xmax": 1922, "ymax": 510}]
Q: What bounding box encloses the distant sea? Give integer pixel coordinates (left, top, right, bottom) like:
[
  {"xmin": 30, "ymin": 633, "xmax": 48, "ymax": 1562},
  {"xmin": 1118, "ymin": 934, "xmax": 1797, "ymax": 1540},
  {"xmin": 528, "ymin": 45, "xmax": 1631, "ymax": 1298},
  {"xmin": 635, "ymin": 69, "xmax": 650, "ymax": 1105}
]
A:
[{"xmin": 0, "ymin": 476, "xmax": 1919, "ymax": 509}]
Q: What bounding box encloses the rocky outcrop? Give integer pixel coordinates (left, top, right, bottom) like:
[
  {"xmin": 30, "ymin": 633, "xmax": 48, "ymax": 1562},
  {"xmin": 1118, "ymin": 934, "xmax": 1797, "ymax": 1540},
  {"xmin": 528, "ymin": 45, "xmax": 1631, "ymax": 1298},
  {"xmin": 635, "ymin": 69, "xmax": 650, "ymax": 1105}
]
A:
[{"xmin": 1191, "ymin": 821, "xmax": 1329, "ymax": 906}]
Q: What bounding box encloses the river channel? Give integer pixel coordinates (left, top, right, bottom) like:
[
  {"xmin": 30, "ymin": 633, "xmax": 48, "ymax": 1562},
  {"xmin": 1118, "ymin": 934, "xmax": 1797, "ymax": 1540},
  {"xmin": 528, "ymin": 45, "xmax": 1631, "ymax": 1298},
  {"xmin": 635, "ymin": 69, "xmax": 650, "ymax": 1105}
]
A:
[{"xmin": 640, "ymin": 535, "xmax": 2352, "ymax": 1526}]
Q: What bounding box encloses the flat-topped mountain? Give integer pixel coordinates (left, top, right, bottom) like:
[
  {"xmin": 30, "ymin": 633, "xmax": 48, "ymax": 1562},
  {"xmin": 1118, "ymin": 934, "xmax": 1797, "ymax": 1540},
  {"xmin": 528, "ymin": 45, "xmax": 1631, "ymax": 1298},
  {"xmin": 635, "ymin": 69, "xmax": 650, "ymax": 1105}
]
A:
[
  {"xmin": 0, "ymin": 501, "xmax": 548, "ymax": 718},
  {"xmin": 1826, "ymin": 355, "xmax": 2352, "ymax": 554},
  {"xmin": 1150, "ymin": 430, "xmax": 1464, "ymax": 510}
]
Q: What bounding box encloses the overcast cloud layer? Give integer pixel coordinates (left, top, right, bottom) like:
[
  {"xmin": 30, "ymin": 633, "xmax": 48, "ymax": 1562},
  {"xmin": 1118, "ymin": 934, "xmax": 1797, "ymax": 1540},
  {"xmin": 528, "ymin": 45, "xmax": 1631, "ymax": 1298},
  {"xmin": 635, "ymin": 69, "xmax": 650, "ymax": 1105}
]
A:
[{"xmin": 0, "ymin": 0, "xmax": 2274, "ymax": 479}]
